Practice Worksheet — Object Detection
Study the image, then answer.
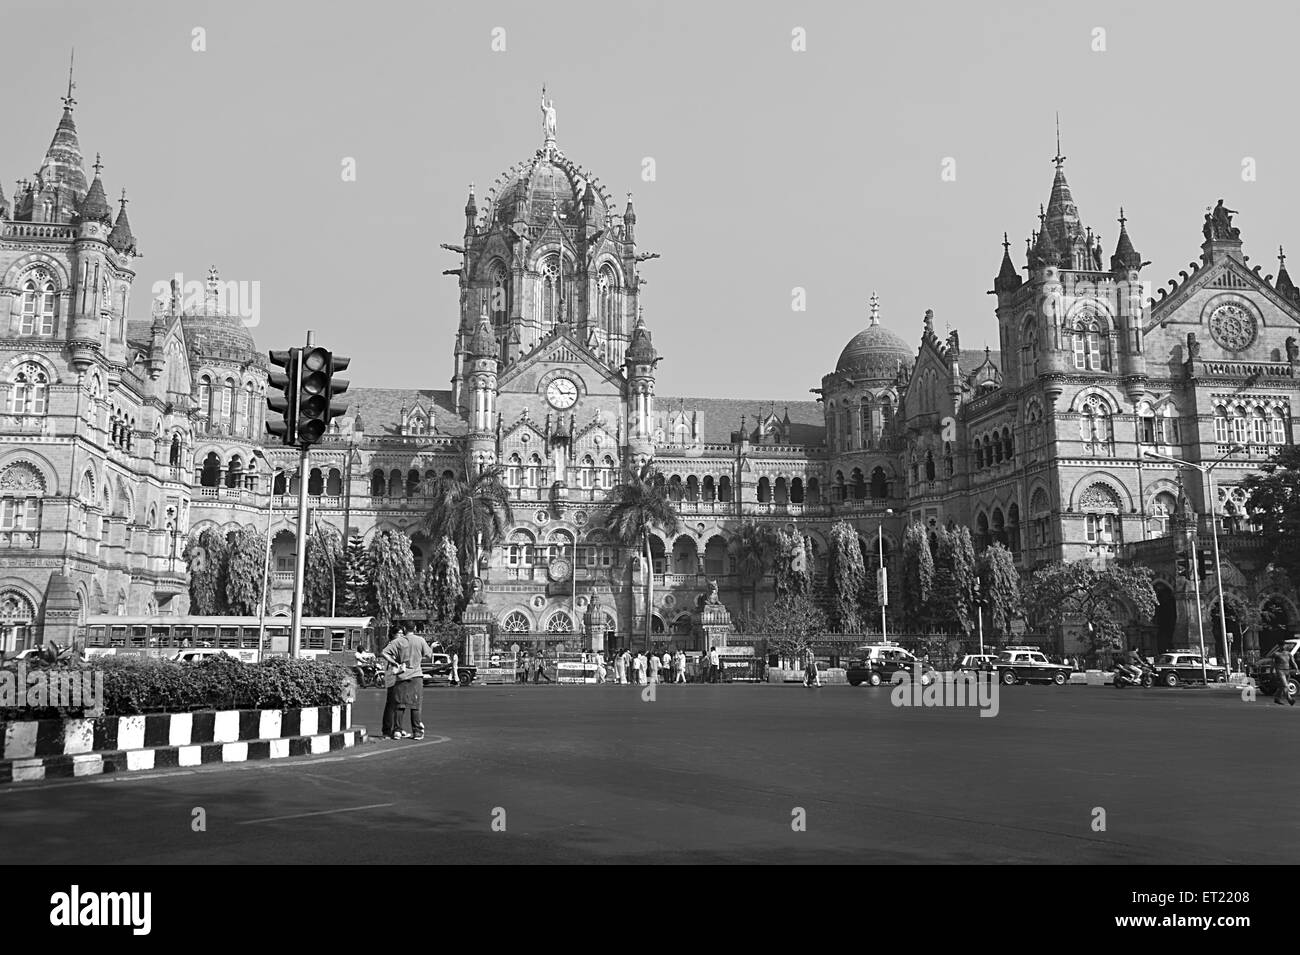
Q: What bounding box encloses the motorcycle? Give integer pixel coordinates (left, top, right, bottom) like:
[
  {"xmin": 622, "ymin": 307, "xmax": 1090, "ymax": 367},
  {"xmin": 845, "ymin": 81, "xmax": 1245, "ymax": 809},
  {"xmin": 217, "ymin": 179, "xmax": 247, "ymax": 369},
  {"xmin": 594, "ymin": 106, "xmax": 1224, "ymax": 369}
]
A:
[{"xmin": 1113, "ymin": 661, "xmax": 1154, "ymax": 688}]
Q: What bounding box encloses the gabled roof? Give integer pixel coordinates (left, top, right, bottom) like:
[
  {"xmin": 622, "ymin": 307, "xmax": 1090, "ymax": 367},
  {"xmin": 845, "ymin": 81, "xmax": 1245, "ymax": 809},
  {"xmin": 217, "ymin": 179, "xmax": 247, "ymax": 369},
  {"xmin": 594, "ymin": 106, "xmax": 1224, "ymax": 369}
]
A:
[
  {"xmin": 345, "ymin": 388, "xmax": 467, "ymax": 437},
  {"xmin": 656, "ymin": 396, "xmax": 825, "ymax": 446}
]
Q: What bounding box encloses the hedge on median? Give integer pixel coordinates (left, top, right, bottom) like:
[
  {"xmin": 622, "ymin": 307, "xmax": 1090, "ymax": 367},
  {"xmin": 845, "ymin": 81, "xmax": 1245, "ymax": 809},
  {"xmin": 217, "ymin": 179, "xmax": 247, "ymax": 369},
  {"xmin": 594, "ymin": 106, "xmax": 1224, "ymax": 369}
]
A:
[{"xmin": 1, "ymin": 654, "xmax": 355, "ymax": 720}]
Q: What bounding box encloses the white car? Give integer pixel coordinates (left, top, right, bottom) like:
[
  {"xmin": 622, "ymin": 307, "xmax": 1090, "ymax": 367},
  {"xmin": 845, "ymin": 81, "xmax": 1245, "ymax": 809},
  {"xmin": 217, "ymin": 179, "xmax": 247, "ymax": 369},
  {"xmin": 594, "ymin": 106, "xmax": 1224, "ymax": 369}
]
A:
[{"xmin": 170, "ymin": 647, "xmax": 240, "ymax": 664}]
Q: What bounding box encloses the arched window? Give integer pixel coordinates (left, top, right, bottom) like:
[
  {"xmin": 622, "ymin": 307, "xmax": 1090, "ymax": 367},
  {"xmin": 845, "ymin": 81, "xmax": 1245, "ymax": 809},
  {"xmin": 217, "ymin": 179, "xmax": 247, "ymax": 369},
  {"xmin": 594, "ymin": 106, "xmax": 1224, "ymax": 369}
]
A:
[
  {"xmin": 1030, "ymin": 487, "xmax": 1051, "ymax": 548},
  {"xmin": 718, "ymin": 475, "xmax": 733, "ymax": 503},
  {"xmin": 506, "ymin": 453, "xmax": 522, "ymax": 487},
  {"xmin": 975, "ymin": 512, "xmax": 990, "ymax": 550},
  {"xmin": 223, "ymin": 379, "xmax": 236, "ymax": 428},
  {"xmin": 308, "ymin": 467, "xmax": 324, "ymax": 496},
  {"xmin": 1213, "ymin": 404, "xmax": 1229, "ymax": 444},
  {"xmin": 502, "ymin": 611, "xmax": 530, "ymax": 633},
  {"xmin": 861, "ymin": 402, "xmax": 873, "ymax": 449},
  {"xmin": 0, "ymin": 462, "xmax": 46, "ymax": 548},
  {"xmin": 1150, "ymin": 490, "xmax": 1177, "ymax": 537},
  {"xmin": 489, "ymin": 264, "xmax": 510, "ymax": 328},
  {"xmin": 669, "ymin": 475, "xmax": 684, "ymax": 502},
  {"xmin": 538, "ymin": 254, "xmax": 568, "ymax": 329},
  {"xmin": 169, "ymin": 434, "xmax": 182, "ymax": 467},
  {"xmin": 1080, "ymin": 483, "xmax": 1123, "ymax": 545},
  {"xmin": 1079, "ymin": 396, "xmax": 1113, "ymax": 451},
  {"xmin": 242, "ymin": 382, "xmax": 255, "ymax": 436},
  {"xmin": 601, "ymin": 456, "xmax": 616, "ymax": 489},
  {"xmin": 406, "ymin": 469, "xmax": 421, "ymax": 498},
  {"xmin": 834, "ymin": 470, "xmax": 846, "ymax": 503},
  {"xmin": 1251, "ymin": 407, "xmax": 1268, "ymax": 446},
  {"xmin": 411, "ymin": 542, "xmax": 424, "ymax": 575},
  {"xmin": 580, "ymin": 455, "xmax": 595, "ymax": 490},
  {"xmin": 1229, "ymin": 404, "xmax": 1248, "ymax": 446},
  {"xmin": 528, "ymin": 454, "xmax": 542, "ymax": 488},
  {"xmin": 198, "ymin": 376, "xmax": 213, "ymax": 423},
  {"xmin": 1002, "ymin": 428, "xmax": 1013, "ymax": 461},
  {"xmin": 870, "ymin": 467, "xmax": 888, "ymax": 500},
  {"xmin": 199, "ymin": 452, "xmax": 221, "ymax": 488},
  {"xmin": 1271, "ymin": 407, "xmax": 1289, "ymax": 445},
  {"xmin": 790, "ymin": 477, "xmax": 804, "ymax": 504},
  {"xmin": 326, "ymin": 468, "xmax": 342, "ymax": 496},
  {"xmin": 851, "ymin": 468, "xmax": 866, "ymax": 500},
  {"xmin": 9, "ymin": 363, "xmax": 49, "ymax": 415},
  {"xmin": 371, "ymin": 469, "xmax": 386, "ymax": 497},
  {"xmin": 546, "ymin": 611, "xmax": 574, "ymax": 633},
  {"xmin": 1007, "ymin": 503, "xmax": 1021, "ymax": 554},
  {"xmin": 756, "ymin": 476, "xmax": 770, "ymax": 503},
  {"xmin": 1019, "ymin": 317, "xmax": 1037, "ymax": 383},
  {"xmin": 599, "ymin": 264, "xmax": 619, "ymax": 338},
  {"xmin": 19, "ymin": 277, "xmax": 57, "ymax": 335},
  {"xmin": 687, "ymin": 474, "xmax": 700, "ymax": 502},
  {"xmin": 388, "ymin": 469, "xmax": 402, "ymax": 497},
  {"xmin": 226, "ymin": 455, "xmax": 244, "ymax": 489},
  {"xmin": 991, "ymin": 508, "xmax": 1006, "ymax": 545},
  {"xmin": 1072, "ymin": 315, "xmax": 1110, "ymax": 371},
  {"xmin": 924, "ymin": 451, "xmax": 936, "ymax": 482},
  {"xmin": 702, "ymin": 475, "xmax": 716, "ymax": 502}
]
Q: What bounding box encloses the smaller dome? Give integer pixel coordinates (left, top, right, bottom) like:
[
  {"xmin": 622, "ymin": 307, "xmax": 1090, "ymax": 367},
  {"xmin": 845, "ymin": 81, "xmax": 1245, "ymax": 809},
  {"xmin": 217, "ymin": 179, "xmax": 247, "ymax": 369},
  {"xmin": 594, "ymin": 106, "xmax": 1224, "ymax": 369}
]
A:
[
  {"xmin": 181, "ymin": 312, "xmax": 257, "ymax": 362},
  {"xmin": 836, "ymin": 324, "xmax": 912, "ymax": 378}
]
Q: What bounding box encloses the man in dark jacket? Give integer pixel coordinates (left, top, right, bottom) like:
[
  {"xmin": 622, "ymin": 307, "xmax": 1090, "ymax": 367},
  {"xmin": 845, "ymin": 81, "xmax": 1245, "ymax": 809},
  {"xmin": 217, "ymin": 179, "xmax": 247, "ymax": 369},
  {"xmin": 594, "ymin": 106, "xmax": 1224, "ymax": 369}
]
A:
[
  {"xmin": 1272, "ymin": 646, "xmax": 1296, "ymax": 706},
  {"xmin": 381, "ymin": 629, "xmax": 435, "ymax": 738}
]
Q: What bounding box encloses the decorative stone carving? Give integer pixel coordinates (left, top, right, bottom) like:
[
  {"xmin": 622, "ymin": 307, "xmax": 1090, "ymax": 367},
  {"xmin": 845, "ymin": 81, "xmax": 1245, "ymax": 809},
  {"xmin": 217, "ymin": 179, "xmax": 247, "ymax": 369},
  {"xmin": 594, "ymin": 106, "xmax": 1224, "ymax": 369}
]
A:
[
  {"xmin": 1208, "ymin": 304, "xmax": 1256, "ymax": 351},
  {"xmin": 0, "ymin": 462, "xmax": 46, "ymax": 492},
  {"xmin": 1078, "ymin": 483, "xmax": 1119, "ymax": 510}
]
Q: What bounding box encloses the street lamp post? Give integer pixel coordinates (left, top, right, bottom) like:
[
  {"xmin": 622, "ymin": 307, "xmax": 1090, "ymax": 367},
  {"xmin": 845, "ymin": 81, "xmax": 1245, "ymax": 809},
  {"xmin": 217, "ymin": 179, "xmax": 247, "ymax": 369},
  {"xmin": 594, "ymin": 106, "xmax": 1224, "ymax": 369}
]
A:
[
  {"xmin": 1145, "ymin": 445, "xmax": 1243, "ymax": 682},
  {"xmin": 877, "ymin": 508, "xmax": 894, "ymax": 641}
]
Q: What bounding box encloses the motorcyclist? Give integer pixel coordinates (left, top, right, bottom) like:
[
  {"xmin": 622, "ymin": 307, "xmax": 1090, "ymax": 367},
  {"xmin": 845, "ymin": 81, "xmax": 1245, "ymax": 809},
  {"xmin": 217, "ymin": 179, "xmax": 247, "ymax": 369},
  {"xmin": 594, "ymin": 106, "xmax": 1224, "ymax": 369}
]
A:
[{"xmin": 1119, "ymin": 647, "xmax": 1146, "ymax": 682}]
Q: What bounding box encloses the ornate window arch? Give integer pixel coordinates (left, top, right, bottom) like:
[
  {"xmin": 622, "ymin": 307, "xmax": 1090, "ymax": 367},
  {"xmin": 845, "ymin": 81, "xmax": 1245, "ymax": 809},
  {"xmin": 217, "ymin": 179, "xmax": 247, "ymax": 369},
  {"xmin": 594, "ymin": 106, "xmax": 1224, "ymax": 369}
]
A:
[
  {"xmin": 536, "ymin": 253, "xmax": 570, "ymax": 329},
  {"xmin": 0, "ymin": 462, "xmax": 47, "ymax": 548},
  {"xmin": 1071, "ymin": 312, "xmax": 1111, "ymax": 371},
  {"xmin": 19, "ymin": 270, "xmax": 57, "ymax": 336},
  {"xmin": 488, "ymin": 261, "xmax": 511, "ymax": 328},
  {"xmin": 1079, "ymin": 482, "xmax": 1123, "ymax": 545},
  {"xmin": 501, "ymin": 610, "xmax": 531, "ymax": 633},
  {"xmin": 8, "ymin": 362, "xmax": 49, "ymax": 415},
  {"xmin": 598, "ymin": 263, "xmax": 620, "ymax": 337},
  {"xmin": 1078, "ymin": 394, "xmax": 1113, "ymax": 452},
  {"xmin": 545, "ymin": 610, "xmax": 575, "ymax": 633},
  {"xmin": 1019, "ymin": 314, "xmax": 1037, "ymax": 382},
  {"xmin": 1150, "ymin": 490, "xmax": 1178, "ymax": 537}
]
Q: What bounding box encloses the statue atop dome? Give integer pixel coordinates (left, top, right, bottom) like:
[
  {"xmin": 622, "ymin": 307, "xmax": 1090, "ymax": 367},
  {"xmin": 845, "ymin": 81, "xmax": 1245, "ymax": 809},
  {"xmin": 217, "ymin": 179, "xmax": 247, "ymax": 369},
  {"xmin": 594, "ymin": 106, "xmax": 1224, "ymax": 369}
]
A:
[{"xmin": 541, "ymin": 85, "xmax": 557, "ymax": 144}]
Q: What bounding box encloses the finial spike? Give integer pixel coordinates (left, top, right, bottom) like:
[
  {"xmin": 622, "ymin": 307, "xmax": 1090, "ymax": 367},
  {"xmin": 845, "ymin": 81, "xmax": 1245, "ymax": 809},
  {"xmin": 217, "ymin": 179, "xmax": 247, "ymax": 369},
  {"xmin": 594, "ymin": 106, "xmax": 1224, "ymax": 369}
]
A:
[
  {"xmin": 92, "ymin": 153, "xmax": 102, "ymax": 176},
  {"xmin": 63, "ymin": 48, "xmax": 76, "ymax": 110},
  {"xmin": 1052, "ymin": 112, "xmax": 1065, "ymax": 166},
  {"xmin": 1280, "ymin": 245, "xmax": 1287, "ymax": 267},
  {"xmin": 869, "ymin": 290, "xmax": 881, "ymax": 326}
]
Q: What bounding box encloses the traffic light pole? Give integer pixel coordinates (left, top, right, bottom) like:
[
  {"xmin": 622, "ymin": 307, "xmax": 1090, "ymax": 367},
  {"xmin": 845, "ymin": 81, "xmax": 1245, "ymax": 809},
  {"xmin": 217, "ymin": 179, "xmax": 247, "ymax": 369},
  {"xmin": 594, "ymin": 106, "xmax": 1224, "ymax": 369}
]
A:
[
  {"xmin": 1190, "ymin": 545, "xmax": 1208, "ymax": 685},
  {"xmin": 290, "ymin": 444, "xmax": 310, "ymax": 658}
]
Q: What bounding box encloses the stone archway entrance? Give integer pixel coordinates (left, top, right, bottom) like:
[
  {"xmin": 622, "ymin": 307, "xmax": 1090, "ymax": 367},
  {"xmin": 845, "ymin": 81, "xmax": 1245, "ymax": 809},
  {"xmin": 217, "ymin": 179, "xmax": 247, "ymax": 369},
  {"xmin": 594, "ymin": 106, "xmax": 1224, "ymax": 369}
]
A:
[{"xmin": 1154, "ymin": 582, "xmax": 1176, "ymax": 652}]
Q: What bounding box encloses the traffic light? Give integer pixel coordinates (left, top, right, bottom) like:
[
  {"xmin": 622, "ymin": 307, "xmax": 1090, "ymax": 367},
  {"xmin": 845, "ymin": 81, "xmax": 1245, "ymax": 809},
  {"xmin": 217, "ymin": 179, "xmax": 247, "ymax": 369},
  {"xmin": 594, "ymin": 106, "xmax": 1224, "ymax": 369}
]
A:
[
  {"xmin": 265, "ymin": 348, "xmax": 300, "ymax": 446},
  {"xmin": 1176, "ymin": 553, "xmax": 1192, "ymax": 580},
  {"xmin": 295, "ymin": 346, "xmax": 350, "ymax": 445},
  {"xmin": 877, "ymin": 566, "xmax": 889, "ymax": 607},
  {"xmin": 1199, "ymin": 549, "xmax": 1214, "ymax": 580}
]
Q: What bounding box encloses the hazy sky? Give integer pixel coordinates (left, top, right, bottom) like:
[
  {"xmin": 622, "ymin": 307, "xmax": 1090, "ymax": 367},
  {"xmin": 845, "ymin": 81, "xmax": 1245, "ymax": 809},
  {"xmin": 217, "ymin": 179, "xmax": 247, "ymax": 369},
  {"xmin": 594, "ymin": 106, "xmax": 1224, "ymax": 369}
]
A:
[{"xmin": 5, "ymin": 1, "xmax": 1298, "ymax": 399}]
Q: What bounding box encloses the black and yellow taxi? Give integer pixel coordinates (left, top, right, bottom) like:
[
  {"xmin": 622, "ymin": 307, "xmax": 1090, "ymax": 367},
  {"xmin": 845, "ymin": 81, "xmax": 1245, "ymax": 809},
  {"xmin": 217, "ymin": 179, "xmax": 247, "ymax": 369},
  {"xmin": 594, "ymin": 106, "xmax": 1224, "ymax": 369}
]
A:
[
  {"xmin": 846, "ymin": 643, "xmax": 936, "ymax": 687},
  {"xmin": 1151, "ymin": 650, "xmax": 1227, "ymax": 687},
  {"xmin": 994, "ymin": 646, "xmax": 1073, "ymax": 685}
]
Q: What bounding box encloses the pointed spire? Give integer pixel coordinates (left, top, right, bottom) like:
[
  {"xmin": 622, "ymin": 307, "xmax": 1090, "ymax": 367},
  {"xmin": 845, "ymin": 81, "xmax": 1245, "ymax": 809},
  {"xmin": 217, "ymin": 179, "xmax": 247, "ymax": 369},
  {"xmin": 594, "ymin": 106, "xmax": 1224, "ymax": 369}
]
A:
[
  {"xmin": 64, "ymin": 48, "xmax": 76, "ymax": 111},
  {"xmin": 108, "ymin": 188, "xmax": 136, "ymax": 254},
  {"xmin": 464, "ymin": 182, "xmax": 477, "ymax": 217},
  {"xmin": 995, "ymin": 231, "xmax": 1022, "ymax": 293},
  {"xmin": 1110, "ymin": 206, "xmax": 1142, "ymax": 273},
  {"xmin": 1044, "ymin": 117, "xmax": 1083, "ymax": 250},
  {"xmin": 77, "ymin": 153, "xmax": 112, "ymax": 223},
  {"xmin": 35, "ymin": 60, "xmax": 88, "ymax": 204},
  {"xmin": 1277, "ymin": 245, "xmax": 1298, "ymax": 300},
  {"xmin": 869, "ymin": 290, "xmax": 881, "ymax": 326}
]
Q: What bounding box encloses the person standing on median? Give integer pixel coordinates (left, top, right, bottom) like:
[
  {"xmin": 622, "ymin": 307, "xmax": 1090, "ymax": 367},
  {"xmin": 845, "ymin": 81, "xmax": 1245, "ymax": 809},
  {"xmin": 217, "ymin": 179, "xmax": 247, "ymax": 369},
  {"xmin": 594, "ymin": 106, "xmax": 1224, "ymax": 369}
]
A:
[
  {"xmin": 674, "ymin": 649, "xmax": 686, "ymax": 684},
  {"xmin": 708, "ymin": 646, "xmax": 721, "ymax": 683},
  {"xmin": 380, "ymin": 628, "xmax": 435, "ymax": 740}
]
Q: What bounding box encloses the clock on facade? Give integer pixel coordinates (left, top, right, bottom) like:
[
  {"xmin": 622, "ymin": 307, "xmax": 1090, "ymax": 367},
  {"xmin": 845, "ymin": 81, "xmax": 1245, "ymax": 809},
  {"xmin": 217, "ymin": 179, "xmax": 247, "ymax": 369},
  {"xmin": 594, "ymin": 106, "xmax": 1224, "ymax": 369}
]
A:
[{"xmin": 546, "ymin": 377, "xmax": 579, "ymax": 409}]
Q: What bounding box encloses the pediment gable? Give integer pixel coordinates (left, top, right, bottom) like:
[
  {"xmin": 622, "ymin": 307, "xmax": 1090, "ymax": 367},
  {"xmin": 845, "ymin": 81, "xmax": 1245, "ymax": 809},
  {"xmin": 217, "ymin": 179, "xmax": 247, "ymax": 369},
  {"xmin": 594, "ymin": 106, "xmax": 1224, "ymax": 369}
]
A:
[
  {"xmin": 1147, "ymin": 257, "xmax": 1300, "ymax": 332},
  {"xmin": 497, "ymin": 325, "xmax": 626, "ymax": 391}
]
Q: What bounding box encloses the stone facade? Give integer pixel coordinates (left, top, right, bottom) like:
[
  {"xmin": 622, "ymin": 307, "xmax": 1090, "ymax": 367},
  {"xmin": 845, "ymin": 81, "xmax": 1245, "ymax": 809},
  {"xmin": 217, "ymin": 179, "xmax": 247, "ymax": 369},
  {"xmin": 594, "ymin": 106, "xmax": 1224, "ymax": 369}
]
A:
[{"xmin": 4, "ymin": 91, "xmax": 1298, "ymax": 662}]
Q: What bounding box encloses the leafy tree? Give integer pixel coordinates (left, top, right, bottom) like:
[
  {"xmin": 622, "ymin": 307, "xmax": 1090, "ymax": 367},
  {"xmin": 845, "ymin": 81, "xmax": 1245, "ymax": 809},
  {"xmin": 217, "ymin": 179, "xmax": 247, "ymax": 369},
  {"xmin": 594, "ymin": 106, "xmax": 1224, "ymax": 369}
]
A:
[
  {"xmin": 367, "ymin": 529, "xmax": 416, "ymax": 625},
  {"xmin": 415, "ymin": 536, "xmax": 463, "ymax": 623},
  {"xmin": 978, "ymin": 542, "xmax": 1023, "ymax": 638},
  {"xmin": 184, "ymin": 526, "xmax": 229, "ymax": 615},
  {"xmin": 340, "ymin": 535, "xmax": 374, "ymax": 617},
  {"xmin": 728, "ymin": 521, "xmax": 781, "ymax": 613},
  {"xmin": 1241, "ymin": 444, "xmax": 1300, "ymax": 586},
  {"xmin": 1025, "ymin": 560, "xmax": 1156, "ymax": 654},
  {"xmin": 420, "ymin": 455, "xmax": 513, "ymax": 582},
  {"xmin": 827, "ymin": 520, "xmax": 866, "ymax": 631},
  {"xmin": 224, "ymin": 526, "xmax": 268, "ymax": 615},
  {"xmin": 901, "ymin": 521, "xmax": 935, "ymax": 630},
  {"xmin": 304, "ymin": 522, "xmax": 345, "ymax": 616},
  {"xmin": 773, "ymin": 528, "xmax": 812, "ymax": 599},
  {"xmin": 757, "ymin": 593, "xmax": 827, "ymax": 662},
  {"xmin": 949, "ymin": 526, "xmax": 977, "ymax": 635},
  {"xmin": 600, "ymin": 462, "xmax": 682, "ymax": 648}
]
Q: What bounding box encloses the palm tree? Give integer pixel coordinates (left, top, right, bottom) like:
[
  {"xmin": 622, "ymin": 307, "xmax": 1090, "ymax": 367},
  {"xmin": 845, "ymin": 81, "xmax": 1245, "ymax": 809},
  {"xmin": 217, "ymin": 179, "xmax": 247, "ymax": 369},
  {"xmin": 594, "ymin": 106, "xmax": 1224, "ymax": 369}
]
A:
[
  {"xmin": 728, "ymin": 520, "xmax": 780, "ymax": 616},
  {"xmin": 420, "ymin": 455, "xmax": 514, "ymax": 590},
  {"xmin": 600, "ymin": 461, "xmax": 681, "ymax": 648}
]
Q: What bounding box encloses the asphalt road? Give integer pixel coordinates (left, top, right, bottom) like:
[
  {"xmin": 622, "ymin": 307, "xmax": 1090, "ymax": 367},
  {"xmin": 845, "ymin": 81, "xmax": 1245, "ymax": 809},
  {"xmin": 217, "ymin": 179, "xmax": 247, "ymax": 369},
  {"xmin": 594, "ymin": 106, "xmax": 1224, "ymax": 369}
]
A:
[{"xmin": 2, "ymin": 682, "xmax": 1297, "ymax": 864}]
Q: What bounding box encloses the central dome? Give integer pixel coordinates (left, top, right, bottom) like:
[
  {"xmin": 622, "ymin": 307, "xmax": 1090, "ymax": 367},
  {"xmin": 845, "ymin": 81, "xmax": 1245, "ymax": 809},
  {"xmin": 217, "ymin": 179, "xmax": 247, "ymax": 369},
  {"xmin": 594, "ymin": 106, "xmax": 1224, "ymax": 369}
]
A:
[
  {"xmin": 836, "ymin": 324, "xmax": 912, "ymax": 378},
  {"xmin": 486, "ymin": 148, "xmax": 610, "ymax": 230}
]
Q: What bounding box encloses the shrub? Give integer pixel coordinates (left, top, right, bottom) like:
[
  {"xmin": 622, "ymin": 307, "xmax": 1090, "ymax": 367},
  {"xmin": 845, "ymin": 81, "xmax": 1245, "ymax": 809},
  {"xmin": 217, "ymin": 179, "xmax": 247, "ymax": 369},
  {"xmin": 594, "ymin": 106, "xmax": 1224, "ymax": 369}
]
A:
[{"xmin": 1, "ymin": 654, "xmax": 355, "ymax": 719}]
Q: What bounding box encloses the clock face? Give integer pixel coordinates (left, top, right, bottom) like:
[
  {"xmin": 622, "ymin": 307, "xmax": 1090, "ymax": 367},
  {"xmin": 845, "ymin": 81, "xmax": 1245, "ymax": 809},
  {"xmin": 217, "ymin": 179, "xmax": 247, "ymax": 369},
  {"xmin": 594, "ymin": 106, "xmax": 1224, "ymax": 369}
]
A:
[{"xmin": 546, "ymin": 377, "xmax": 578, "ymax": 409}]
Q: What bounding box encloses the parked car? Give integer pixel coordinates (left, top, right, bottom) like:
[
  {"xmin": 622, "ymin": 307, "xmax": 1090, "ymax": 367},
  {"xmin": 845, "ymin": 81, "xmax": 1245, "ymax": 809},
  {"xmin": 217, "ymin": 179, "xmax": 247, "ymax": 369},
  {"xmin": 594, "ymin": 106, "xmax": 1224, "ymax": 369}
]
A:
[
  {"xmin": 1252, "ymin": 639, "xmax": 1300, "ymax": 696},
  {"xmin": 994, "ymin": 647, "xmax": 1073, "ymax": 685},
  {"xmin": 1152, "ymin": 650, "xmax": 1227, "ymax": 687},
  {"xmin": 847, "ymin": 643, "xmax": 936, "ymax": 687},
  {"xmin": 422, "ymin": 652, "xmax": 476, "ymax": 686},
  {"xmin": 170, "ymin": 647, "xmax": 241, "ymax": 664}
]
